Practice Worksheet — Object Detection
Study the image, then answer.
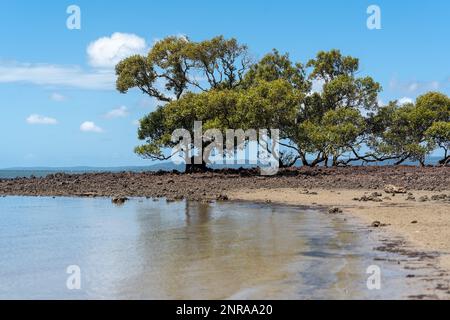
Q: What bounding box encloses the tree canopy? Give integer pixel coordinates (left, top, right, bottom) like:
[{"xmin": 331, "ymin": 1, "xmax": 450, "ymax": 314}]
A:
[{"xmin": 116, "ymin": 35, "xmax": 450, "ymax": 170}]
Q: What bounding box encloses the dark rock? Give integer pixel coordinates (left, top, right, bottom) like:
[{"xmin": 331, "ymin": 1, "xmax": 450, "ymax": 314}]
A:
[
  {"xmin": 371, "ymin": 221, "xmax": 389, "ymax": 228},
  {"xmin": 216, "ymin": 194, "xmax": 229, "ymax": 201},
  {"xmin": 371, "ymin": 221, "xmax": 381, "ymax": 228},
  {"xmin": 328, "ymin": 207, "xmax": 343, "ymax": 214},
  {"xmin": 431, "ymin": 194, "xmax": 447, "ymax": 201},
  {"xmin": 112, "ymin": 196, "xmax": 128, "ymax": 205}
]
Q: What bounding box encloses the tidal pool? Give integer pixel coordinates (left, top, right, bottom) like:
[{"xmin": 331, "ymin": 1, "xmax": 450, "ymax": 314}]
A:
[{"xmin": 0, "ymin": 196, "xmax": 428, "ymax": 299}]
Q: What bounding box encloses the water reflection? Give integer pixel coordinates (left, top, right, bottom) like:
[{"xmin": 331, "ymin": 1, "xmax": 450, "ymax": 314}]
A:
[
  {"xmin": 0, "ymin": 197, "xmax": 427, "ymax": 299},
  {"xmin": 125, "ymin": 201, "xmax": 308, "ymax": 299}
]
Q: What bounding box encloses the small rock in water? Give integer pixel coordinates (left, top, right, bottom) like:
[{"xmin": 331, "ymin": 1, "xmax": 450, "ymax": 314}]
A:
[
  {"xmin": 371, "ymin": 221, "xmax": 381, "ymax": 228},
  {"xmin": 216, "ymin": 194, "xmax": 229, "ymax": 201},
  {"xmin": 328, "ymin": 207, "xmax": 343, "ymax": 214},
  {"xmin": 112, "ymin": 196, "xmax": 128, "ymax": 205},
  {"xmin": 371, "ymin": 221, "xmax": 389, "ymax": 228}
]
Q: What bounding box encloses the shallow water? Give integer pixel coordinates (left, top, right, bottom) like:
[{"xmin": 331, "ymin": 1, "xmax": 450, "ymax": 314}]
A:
[{"xmin": 0, "ymin": 196, "xmax": 427, "ymax": 299}]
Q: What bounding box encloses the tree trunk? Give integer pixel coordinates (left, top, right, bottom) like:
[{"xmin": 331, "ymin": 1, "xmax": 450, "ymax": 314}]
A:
[
  {"xmin": 299, "ymin": 152, "xmax": 309, "ymax": 167},
  {"xmin": 332, "ymin": 154, "xmax": 339, "ymax": 167},
  {"xmin": 439, "ymin": 155, "xmax": 450, "ymax": 166},
  {"xmin": 419, "ymin": 159, "xmax": 425, "ymax": 167},
  {"xmin": 394, "ymin": 154, "xmax": 409, "ymax": 166},
  {"xmin": 310, "ymin": 153, "xmax": 326, "ymax": 167},
  {"xmin": 185, "ymin": 157, "xmax": 209, "ymax": 172}
]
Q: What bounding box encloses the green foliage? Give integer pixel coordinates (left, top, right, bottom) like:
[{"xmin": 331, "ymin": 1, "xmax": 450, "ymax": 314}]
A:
[
  {"xmin": 134, "ymin": 79, "xmax": 301, "ymax": 161},
  {"xmin": 242, "ymin": 49, "xmax": 310, "ymax": 92},
  {"xmin": 117, "ymin": 36, "xmax": 449, "ymax": 168},
  {"xmin": 297, "ymin": 108, "xmax": 366, "ymax": 165},
  {"xmin": 116, "ymin": 35, "xmax": 250, "ymax": 102},
  {"xmin": 290, "ymin": 49, "xmax": 381, "ymax": 165},
  {"xmin": 306, "ymin": 49, "xmax": 359, "ymax": 83},
  {"xmin": 426, "ymin": 121, "xmax": 450, "ymax": 150},
  {"xmin": 425, "ymin": 121, "xmax": 450, "ymax": 164},
  {"xmin": 368, "ymin": 92, "xmax": 450, "ymax": 165}
]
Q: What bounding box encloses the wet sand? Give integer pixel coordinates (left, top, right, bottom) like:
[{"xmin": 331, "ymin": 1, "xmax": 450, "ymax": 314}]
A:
[{"xmin": 229, "ymin": 187, "xmax": 450, "ymax": 298}]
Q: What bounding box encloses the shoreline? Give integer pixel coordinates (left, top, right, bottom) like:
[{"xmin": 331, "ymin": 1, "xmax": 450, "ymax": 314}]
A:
[
  {"xmin": 229, "ymin": 188, "xmax": 450, "ymax": 298},
  {"xmin": 1, "ymin": 166, "xmax": 449, "ymax": 199},
  {"xmin": 1, "ymin": 166, "xmax": 449, "ymax": 298}
]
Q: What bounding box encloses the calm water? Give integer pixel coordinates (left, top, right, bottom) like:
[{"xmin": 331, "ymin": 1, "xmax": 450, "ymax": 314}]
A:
[
  {"xmin": 0, "ymin": 157, "xmax": 442, "ymax": 179},
  {"xmin": 0, "ymin": 196, "xmax": 427, "ymax": 299}
]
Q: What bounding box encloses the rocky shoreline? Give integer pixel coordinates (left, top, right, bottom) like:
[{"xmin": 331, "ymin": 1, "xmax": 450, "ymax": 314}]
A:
[
  {"xmin": 2, "ymin": 165, "xmax": 450, "ymax": 298},
  {"xmin": 0, "ymin": 166, "xmax": 448, "ymax": 200}
]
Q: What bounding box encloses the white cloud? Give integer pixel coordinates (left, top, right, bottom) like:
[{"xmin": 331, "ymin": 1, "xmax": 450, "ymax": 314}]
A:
[
  {"xmin": 0, "ymin": 62, "xmax": 115, "ymax": 90},
  {"xmin": 407, "ymin": 82, "xmax": 419, "ymax": 93},
  {"xmin": 389, "ymin": 77, "xmax": 448, "ymax": 95},
  {"xmin": 26, "ymin": 114, "xmax": 58, "ymax": 125},
  {"xmin": 80, "ymin": 121, "xmax": 103, "ymax": 133},
  {"xmin": 87, "ymin": 32, "xmax": 148, "ymax": 68},
  {"xmin": 137, "ymin": 97, "xmax": 157, "ymax": 108},
  {"xmin": 0, "ymin": 32, "xmax": 149, "ymax": 90},
  {"xmin": 104, "ymin": 105, "xmax": 129, "ymax": 119},
  {"xmin": 50, "ymin": 92, "xmax": 66, "ymax": 102},
  {"xmin": 398, "ymin": 97, "xmax": 414, "ymax": 105}
]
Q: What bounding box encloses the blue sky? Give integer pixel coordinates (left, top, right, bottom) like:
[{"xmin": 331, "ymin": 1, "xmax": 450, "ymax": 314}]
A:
[{"xmin": 0, "ymin": 0, "xmax": 448, "ymax": 168}]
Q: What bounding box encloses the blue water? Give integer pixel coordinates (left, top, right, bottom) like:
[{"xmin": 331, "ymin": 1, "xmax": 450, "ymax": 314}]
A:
[
  {"xmin": 0, "ymin": 164, "xmax": 181, "ymax": 179},
  {"xmin": 0, "ymin": 196, "xmax": 430, "ymax": 299},
  {"xmin": 0, "ymin": 156, "xmax": 442, "ymax": 179}
]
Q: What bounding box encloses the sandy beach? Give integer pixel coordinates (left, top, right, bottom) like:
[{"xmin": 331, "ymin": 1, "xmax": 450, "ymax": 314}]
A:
[{"xmin": 230, "ymin": 188, "xmax": 450, "ymax": 276}]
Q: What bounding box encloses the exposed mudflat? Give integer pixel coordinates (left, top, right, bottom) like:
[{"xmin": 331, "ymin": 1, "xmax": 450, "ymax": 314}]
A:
[{"xmin": 0, "ymin": 166, "xmax": 448, "ymax": 201}]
